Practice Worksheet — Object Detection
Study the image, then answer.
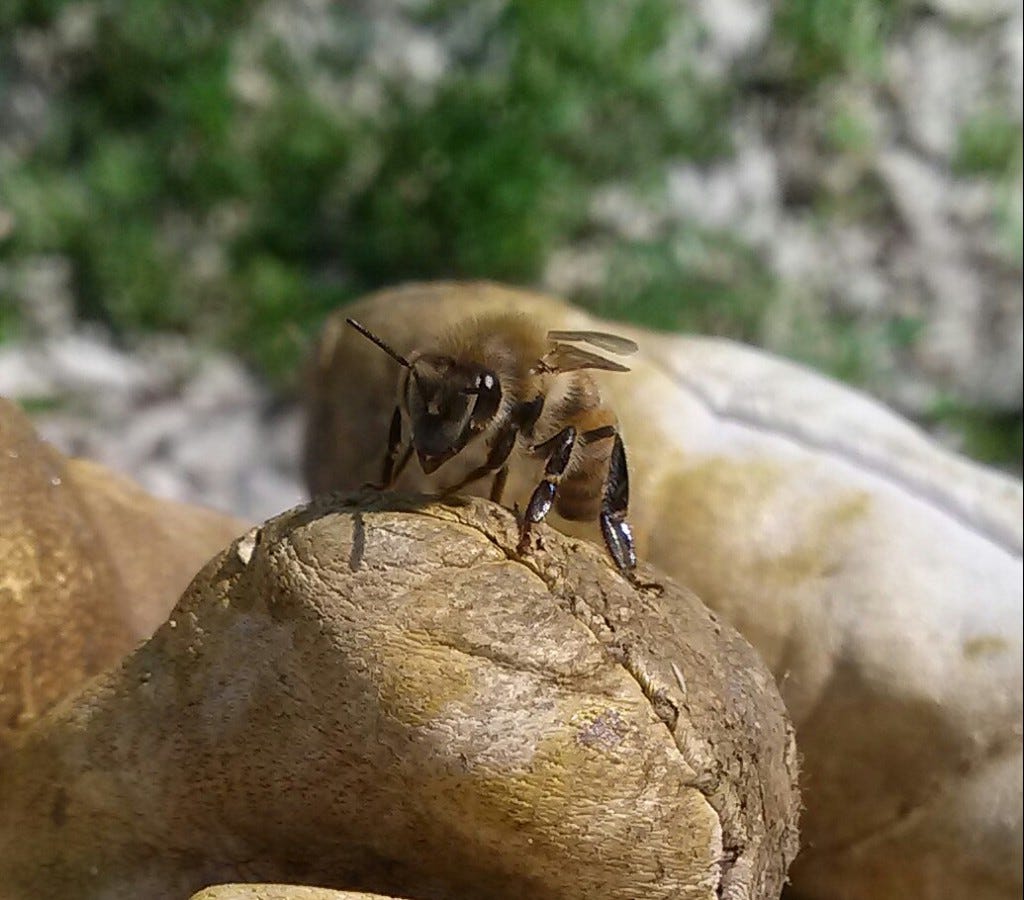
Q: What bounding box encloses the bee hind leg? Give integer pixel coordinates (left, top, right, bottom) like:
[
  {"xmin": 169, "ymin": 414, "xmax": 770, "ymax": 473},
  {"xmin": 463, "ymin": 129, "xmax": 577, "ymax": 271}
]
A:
[
  {"xmin": 598, "ymin": 433, "xmax": 637, "ymax": 572},
  {"xmin": 599, "ymin": 434, "xmax": 661, "ymax": 592},
  {"xmin": 517, "ymin": 426, "xmax": 576, "ymax": 556}
]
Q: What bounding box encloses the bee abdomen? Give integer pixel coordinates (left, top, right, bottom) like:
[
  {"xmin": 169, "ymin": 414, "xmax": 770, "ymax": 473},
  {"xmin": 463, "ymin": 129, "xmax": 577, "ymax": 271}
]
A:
[
  {"xmin": 555, "ymin": 470, "xmax": 605, "ymax": 521},
  {"xmin": 549, "ymin": 399, "xmax": 617, "ymax": 522}
]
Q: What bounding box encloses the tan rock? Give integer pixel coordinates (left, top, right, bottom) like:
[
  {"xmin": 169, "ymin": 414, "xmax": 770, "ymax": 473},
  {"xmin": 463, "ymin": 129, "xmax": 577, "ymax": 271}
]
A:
[
  {"xmin": 191, "ymin": 887, "xmax": 404, "ymax": 900},
  {"xmin": 0, "ymin": 397, "xmax": 132, "ymax": 740},
  {"xmin": 64, "ymin": 457, "xmax": 248, "ymax": 638},
  {"xmin": 0, "ymin": 398, "xmax": 245, "ymax": 743},
  {"xmin": 304, "ymin": 281, "xmax": 1023, "ymax": 900},
  {"xmin": 0, "ymin": 495, "xmax": 799, "ymax": 900}
]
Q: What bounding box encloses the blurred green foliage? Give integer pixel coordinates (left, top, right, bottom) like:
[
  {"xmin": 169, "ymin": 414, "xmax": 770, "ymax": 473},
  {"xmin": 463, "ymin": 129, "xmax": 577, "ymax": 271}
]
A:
[
  {"xmin": 955, "ymin": 107, "xmax": 1024, "ymax": 266},
  {"xmin": 826, "ymin": 104, "xmax": 877, "ymax": 156},
  {"xmin": 579, "ymin": 235, "xmax": 771, "ymax": 340},
  {"xmin": 955, "ymin": 108, "xmax": 1023, "ymax": 177},
  {"xmin": 1, "ymin": 0, "xmax": 752, "ymax": 382},
  {"xmin": 927, "ymin": 399, "xmax": 1024, "ymax": 470},
  {"xmin": 0, "ymin": 295, "xmax": 18, "ymax": 344},
  {"xmin": 0, "ymin": 0, "xmax": 1020, "ymax": 470},
  {"xmin": 774, "ymin": 0, "xmax": 906, "ymax": 83}
]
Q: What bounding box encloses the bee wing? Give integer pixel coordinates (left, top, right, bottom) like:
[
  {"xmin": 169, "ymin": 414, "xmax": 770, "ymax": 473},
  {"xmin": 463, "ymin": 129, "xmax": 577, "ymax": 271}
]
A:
[
  {"xmin": 546, "ymin": 330, "xmax": 639, "ymax": 356},
  {"xmin": 538, "ymin": 343, "xmax": 631, "ymax": 374}
]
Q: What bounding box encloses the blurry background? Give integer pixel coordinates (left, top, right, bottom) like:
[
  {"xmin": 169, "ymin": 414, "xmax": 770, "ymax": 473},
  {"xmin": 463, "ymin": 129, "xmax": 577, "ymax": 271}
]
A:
[{"xmin": 1, "ymin": 0, "xmax": 1021, "ymax": 520}]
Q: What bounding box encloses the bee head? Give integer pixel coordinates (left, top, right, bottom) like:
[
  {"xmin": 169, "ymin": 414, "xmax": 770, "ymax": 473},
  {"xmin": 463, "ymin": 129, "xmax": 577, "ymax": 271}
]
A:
[
  {"xmin": 343, "ymin": 318, "xmax": 503, "ymax": 476},
  {"xmin": 406, "ymin": 356, "xmax": 502, "ymax": 474}
]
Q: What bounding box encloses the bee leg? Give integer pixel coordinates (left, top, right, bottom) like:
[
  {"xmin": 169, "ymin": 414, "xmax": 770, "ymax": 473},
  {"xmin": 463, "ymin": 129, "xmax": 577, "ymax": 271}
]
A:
[
  {"xmin": 366, "ymin": 407, "xmax": 412, "ymax": 490},
  {"xmin": 490, "ymin": 465, "xmax": 509, "ymax": 504},
  {"xmin": 517, "ymin": 426, "xmax": 577, "ymax": 556},
  {"xmin": 439, "ymin": 422, "xmax": 519, "ymax": 498},
  {"xmin": 579, "ymin": 425, "xmax": 643, "ymax": 578},
  {"xmin": 599, "ymin": 433, "xmax": 637, "ymax": 573}
]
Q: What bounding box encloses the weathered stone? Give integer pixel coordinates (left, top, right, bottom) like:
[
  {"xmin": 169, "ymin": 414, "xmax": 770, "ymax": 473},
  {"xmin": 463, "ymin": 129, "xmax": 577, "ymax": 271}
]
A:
[
  {"xmin": 0, "ymin": 397, "xmax": 245, "ymax": 742},
  {"xmin": 0, "ymin": 397, "xmax": 132, "ymax": 740},
  {"xmin": 0, "ymin": 495, "xmax": 799, "ymax": 900},
  {"xmin": 63, "ymin": 457, "xmax": 248, "ymax": 639},
  {"xmin": 304, "ymin": 281, "xmax": 1023, "ymax": 900},
  {"xmin": 191, "ymin": 888, "xmax": 405, "ymax": 900}
]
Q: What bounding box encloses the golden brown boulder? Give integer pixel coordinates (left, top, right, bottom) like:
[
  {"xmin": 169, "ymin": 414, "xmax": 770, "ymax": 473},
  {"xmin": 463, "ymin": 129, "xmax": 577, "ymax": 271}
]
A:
[
  {"xmin": 190, "ymin": 884, "xmax": 405, "ymax": 899},
  {"xmin": 304, "ymin": 282, "xmax": 1023, "ymax": 900},
  {"xmin": 191, "ymin": 888, "xmax": 404, "ymax": 900},
  {"xmin": 0, "ymin": 398, "xmax": 245, "ymax": 743},
  {"xmin": 63, "ymin": 457, "xmax": 248, "ymax": 638},
  {"xmin": 0, "ymin": 494, "xmax": 799, "ymax": 900},
  {"xmin": 0, "ymin": 398, "xmax": 132, "ymax": 739}
]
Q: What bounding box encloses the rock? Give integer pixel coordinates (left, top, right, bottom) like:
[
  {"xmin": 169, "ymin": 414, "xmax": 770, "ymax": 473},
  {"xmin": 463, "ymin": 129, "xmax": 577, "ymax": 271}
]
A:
[
  {"xmin": 0, "ymin": 494, "xmax": 799, "ymax": 900},
  {"xmin": 690, "ymin": 0, "xmax": 771, "ymax": 73},
  {"xmin": 191, "ymin": 888, "xmax": 405, "ymax": 900},
  {"xmin": 925, "ymin": 0, "xmax": 1017, "ymax": 26},
  {"xmin": 0, "ymin": 397, "xmax": 133, "ymax": 740},
  {"xmin": 303, "ymin": 281, "xmax": 1023, "ymax": 900},
  {"xmin": 0, "ymin": 330, "xmax": 308, "ymax": 523},
  {"xmin": 666, "ymin": 129, "xmax": 781, "ymax": 245},
  {"xmin": 1006, "ymin": 7, "xmax": 1024, "ymax": 108},
  {"xmin": 4, "ymin": 256, "xmax": 76, "ymax": 337},
  {"xmin": 887, "ymin": 22, "xmax": 988, "ymax": 162},
  {"xmin": 0, "ymin": 397, "xmax": 246, "ymax": 742},
  {"xmin": 63, "ymin": 457, "xmax": 249, "ymax": 639},
  {"xmin": 876, "ymin": 149, "xmax": 1024, "ymax": 411},
  {"xmin": 43, "ymin": 331, "xmax": 154, "ymax": 397}
]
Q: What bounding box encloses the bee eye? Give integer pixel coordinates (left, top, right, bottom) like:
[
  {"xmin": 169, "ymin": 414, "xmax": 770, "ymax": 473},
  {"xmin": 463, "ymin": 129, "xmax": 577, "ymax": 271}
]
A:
[
  {"xmin": 468, "ymin": 370, "xmax": 501, "ymax": 424},
  {"xmin": 465, "ymin": 373, "xmax": 497, "ymax": 395}
]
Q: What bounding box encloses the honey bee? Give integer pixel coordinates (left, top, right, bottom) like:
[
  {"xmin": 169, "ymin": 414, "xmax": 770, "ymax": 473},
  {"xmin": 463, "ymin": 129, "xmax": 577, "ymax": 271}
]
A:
[{"xmin": 346, "ymin": 313, "xmax": 640, "ymax": 578}]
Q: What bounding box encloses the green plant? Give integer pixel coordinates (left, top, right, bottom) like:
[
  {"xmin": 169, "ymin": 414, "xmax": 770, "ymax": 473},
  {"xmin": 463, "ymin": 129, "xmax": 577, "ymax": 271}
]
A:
[
  {"xmin": 954, "ymin": 108, "xmax": 1023, "ymax": 177},
  {"xmin": 574, "ymin": 234, "xmax": 774, "ymax": 338},
  {"xmin": 927, "ymin": 398, "xmax": 1023, "ymax": 472},
  {"xmin": 1, "ymin": 0, "xmax": 733, "ymax": 381},
  {"xmin": 773, "ymin": 0, "xmax": 906, "ymax": 84}
]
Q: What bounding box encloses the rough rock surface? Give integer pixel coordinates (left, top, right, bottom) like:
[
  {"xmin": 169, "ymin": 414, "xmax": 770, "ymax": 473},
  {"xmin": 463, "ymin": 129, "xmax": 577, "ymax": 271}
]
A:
[
  {"xmin": 0, "ymin": 494, "xmax": 799, "ymax": 900},
  {"xmin": 0, "ymin": 397, "xmax": 245, "ymax": 742},
  {"xmin": 62, "ymin": 457, "xmax": 249, "ymax": 638},
  {"xmin": 0, "ymin": 397, "xmax": 132, "ymax": 740},
  {"xmin": 191, "ymin": 888, "xmax": 405, "ymax": 900},
  {"xmin": 305, "ymin": 281, "xmax": 1023, "ymax": 900}
]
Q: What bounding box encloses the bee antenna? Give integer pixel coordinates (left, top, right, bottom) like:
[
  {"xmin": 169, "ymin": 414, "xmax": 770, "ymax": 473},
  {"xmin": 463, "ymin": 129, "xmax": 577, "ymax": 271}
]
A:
[{"xmin": 346, "ymin": 318, "xmax": 411, "ymax": 368}]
